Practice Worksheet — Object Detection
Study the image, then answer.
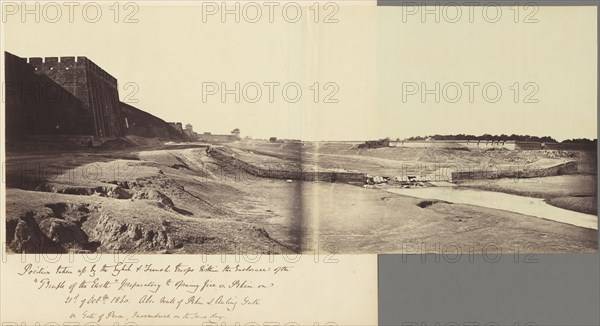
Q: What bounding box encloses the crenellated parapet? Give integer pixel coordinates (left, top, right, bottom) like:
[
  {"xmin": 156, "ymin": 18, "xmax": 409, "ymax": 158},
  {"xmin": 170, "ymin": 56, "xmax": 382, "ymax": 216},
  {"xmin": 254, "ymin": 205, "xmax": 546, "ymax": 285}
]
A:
[
  {"xmin": 19, "ymin": 53, "xmax": 124, "ymax": 138},
  {"xmin": 6, "ymin": 51, "xmax": 180, "ymax": 144},
  {"xmin": 26, "ymin": 56, "xmax": 117, "ymax": 87}
]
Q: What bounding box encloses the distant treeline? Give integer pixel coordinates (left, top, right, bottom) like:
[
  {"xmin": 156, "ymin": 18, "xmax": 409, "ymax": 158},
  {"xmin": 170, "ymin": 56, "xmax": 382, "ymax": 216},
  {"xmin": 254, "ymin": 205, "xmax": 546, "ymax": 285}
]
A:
[
  {"xmin": 561, "ymin": 138, "xmax": 598, "ymax": 144},
  {"xmin": 404, "ymin": 134, "xmax": 597, "ymax": 144}
]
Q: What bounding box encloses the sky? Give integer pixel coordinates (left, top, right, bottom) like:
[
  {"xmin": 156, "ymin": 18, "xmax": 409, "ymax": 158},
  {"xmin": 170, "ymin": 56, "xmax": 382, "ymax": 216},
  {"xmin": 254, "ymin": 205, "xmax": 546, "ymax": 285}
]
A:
[{"xmin": 2, "ymin": 2, "xmax": 597, "ymax": 141}]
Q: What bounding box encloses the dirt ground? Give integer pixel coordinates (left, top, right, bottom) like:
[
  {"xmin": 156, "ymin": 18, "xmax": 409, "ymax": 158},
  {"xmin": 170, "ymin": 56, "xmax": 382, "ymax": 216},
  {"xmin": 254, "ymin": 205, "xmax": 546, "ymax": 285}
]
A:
[
  {"xmin": 231, "ymin": 140, "xmax": 599, "ymax": 216},
  {"xmin": 463, "ymin": 175, "xmax": 598, "ymax": 215},
  {"xmin": 4, "ymin": 142, "xmax": 598, "ymax": 254},
  {"xmin": 240, "ymin": 179, "xmax": 597, "ymax": 253},
  {"xmin": 4, "ymin": 145, "xmax": 297, "ymax": 254}
]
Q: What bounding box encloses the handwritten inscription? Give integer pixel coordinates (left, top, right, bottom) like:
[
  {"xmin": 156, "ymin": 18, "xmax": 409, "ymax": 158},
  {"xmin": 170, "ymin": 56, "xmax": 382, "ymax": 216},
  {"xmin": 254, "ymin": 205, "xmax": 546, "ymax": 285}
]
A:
[{"xmin": 17, "ymin": 262, "xmax": 289, "ymax": 323}]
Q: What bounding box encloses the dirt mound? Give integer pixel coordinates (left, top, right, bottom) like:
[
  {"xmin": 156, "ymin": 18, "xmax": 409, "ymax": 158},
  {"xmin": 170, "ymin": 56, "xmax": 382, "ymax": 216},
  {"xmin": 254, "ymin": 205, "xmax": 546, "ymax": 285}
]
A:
[
  {"xmin": 39, "ymin": 218, "xmax": 91, "ymax": 248},
  {"xmin": 133, "ymin": 189, "xmax": 175, "ymax": 209},
  {"xmin": 8, "ymin": 206, "xmax": 98, "ymax": 253},
  {"xmin": 36, "ymin": 182, "xmax": 132, "ymax": 199},
  {"xmin": 89, "ymin": 212, "xmax": 174, "ymax": 251},
  {"xmin": 416, "ymin": 199, "xmax": 452, "ymax": 208},
  {"xmin": 6, "ymin": 199, "xmax": 179, "ymax": 253},
  {"xmin": 45, "ymin": 203, "xmax": 92, "ymax": 226},
  {"xmin": 8, "ymin": 212, "xmax": 55, "ymax": 253}
]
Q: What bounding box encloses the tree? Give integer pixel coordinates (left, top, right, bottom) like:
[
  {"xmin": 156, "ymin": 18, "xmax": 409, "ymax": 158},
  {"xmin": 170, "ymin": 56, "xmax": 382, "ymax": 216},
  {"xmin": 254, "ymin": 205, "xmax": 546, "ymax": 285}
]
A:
[
  {"xmin": 269, "ymin": 137, "xmax": 278, "ymax": 143},
  {"xmin": 562, "ymin": 138, "xmax": 597, "ymax": 144}
]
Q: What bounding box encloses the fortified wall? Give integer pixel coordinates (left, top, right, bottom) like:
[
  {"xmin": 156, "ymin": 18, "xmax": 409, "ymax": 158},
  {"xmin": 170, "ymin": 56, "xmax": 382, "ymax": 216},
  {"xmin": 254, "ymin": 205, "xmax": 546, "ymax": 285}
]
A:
[
  {"xmin": 5, "ymin": 51, "xmax": 183, "ymax": 146},
  {"xmin": 27, "ymin": 55, "xmax": 125, "ymax": 139},
  {"xmin": 4, "ymin": 52, "xmax": 94, "ymax": 142},
  {"xmin": 198, "ymin": 133, "xmax": 239, "ymax": 143},
  {"xmin": 168, "ymin": 122, "xmax": 183, "ymax": 134},
  {"xmin": 121, "ymin": 103, "xmax": 183, "ymax": 140}
]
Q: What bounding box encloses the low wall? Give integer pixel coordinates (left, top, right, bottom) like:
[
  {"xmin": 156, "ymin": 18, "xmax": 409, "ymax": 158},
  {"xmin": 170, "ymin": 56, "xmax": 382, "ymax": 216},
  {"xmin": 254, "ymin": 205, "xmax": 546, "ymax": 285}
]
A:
[
  {"xmin": 451, "ymin": 160, "xmax": 578, "ymax": 182},
  {"xmin": 543, "ymin": 143, "xmax": 597, "ymax": 151},
  {"xmin": 198, "ymin": 134, "xmax": 238, "ymax": 143},
  {"xmin": 209, "ymin": 148, "xmax": 366, "ymax": 184},
  {"xmin": 515, "ymin": 142, "xmax": 543, "ymax": 150},
  {"xmin": 390, "ymin": 140, "xmax": 517, "ymax": 150}
]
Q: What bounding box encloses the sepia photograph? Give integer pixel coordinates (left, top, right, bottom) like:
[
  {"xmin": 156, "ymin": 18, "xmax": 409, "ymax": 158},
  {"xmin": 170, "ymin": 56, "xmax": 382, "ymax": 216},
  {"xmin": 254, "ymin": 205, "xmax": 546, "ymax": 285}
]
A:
[
  {"xmin": 2, "ymin": 2, "xmax": 597, "ymax": 257},
  {"xmin": 1, "ymin": 2, "xmax": 598, "ymax": 325}
]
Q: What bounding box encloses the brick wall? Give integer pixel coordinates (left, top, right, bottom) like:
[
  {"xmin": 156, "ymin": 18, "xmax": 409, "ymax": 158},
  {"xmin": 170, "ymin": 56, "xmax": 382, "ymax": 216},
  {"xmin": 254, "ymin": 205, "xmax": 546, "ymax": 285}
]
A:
[
  {"xmin": 27, "ymin": 55, "xmax": 124, "ymax": 138},
  {"xmin": 121, "ymin": 103, "xmax": 183, "ymax": 140},
  {"xmin": 4, "ymin": 52, "xmax": 94, "ymax": 139}
]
